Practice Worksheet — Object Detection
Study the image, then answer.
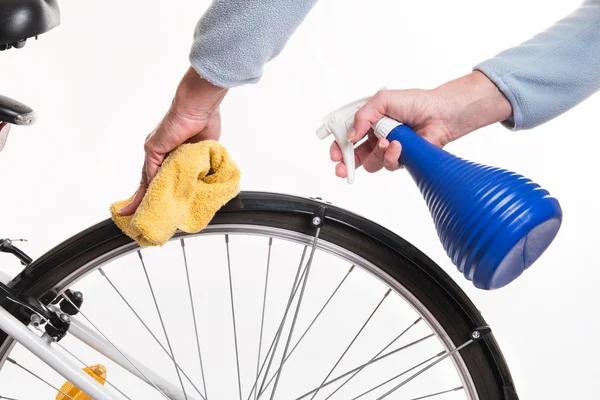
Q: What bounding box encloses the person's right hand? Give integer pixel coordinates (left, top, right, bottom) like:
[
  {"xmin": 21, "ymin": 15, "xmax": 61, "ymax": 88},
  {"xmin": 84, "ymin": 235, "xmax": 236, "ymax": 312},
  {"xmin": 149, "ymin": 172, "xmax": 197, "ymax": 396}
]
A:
[
  {"xmin": 330, "ymin": 71, "xmax": 514, "ymax": 179},
  {"xmin": 119, "ymin": 67, "xmax": 228, "ymax": 216}
]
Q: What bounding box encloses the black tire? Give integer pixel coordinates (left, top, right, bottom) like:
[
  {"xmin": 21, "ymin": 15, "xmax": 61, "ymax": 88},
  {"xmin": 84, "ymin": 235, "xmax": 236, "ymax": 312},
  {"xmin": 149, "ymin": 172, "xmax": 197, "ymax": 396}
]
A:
[{"xmin": 0, "ymin": 192, "xmax": 519, "ymax": 399}]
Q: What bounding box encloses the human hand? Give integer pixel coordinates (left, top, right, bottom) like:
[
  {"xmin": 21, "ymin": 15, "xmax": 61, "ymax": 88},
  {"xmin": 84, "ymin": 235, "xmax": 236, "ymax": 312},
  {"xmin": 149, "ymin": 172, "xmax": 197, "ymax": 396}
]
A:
[
  {"xmin": 119, "ymin": 67, "xmax": 228, "ymax": 216},
  {"xmin": 330, "ymin": 71, "xmax": 513, "ymax": 179}
]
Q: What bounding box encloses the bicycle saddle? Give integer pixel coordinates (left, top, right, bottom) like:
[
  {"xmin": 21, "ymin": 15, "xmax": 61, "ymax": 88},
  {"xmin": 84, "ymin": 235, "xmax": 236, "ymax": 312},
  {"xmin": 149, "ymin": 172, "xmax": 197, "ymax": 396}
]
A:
[
  {"xmin": 0, "ymin": 94, "xmax": 35, "ymax": 125},
  {"xmin": 0, "ymin": 0, "xmax": 60, "ymax": 50},
  {"xmin": 0, "ymin": 94, "xmax": 35, "ymax": 152}
]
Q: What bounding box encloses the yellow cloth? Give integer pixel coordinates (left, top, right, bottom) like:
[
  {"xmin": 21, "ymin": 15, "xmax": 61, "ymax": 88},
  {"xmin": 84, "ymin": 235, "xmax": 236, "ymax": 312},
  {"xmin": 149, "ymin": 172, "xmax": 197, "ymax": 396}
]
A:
[{"xmin": 111, "ymin": 141, "xmax": 240, "ymax": 247}]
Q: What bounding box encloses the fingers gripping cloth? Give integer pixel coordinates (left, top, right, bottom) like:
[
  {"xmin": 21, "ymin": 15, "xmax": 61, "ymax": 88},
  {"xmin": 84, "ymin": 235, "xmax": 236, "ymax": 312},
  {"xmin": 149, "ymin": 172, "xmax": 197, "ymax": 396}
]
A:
[{"xmin": 111, "ymin": 141, "xmax": 241, "ymax": 247}]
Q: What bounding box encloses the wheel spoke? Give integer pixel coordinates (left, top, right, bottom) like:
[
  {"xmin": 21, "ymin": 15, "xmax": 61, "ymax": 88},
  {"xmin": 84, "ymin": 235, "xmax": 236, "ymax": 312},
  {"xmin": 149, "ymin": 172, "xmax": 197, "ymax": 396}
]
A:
[
  {"xmin": 309, "ymin": 288, "xmax": 392, "ymax": 400},
  {"xmin": 410, "ymin": 386, "xmax": 464, "ymax": 399},
  {"xmin": 6, "ymin": 357, "xmax": 74, "ymax": 399},
  {"xmin": 246, "ymin": 246, "xmax": 308, "ymax": 400},
  {"xmin": 225, "ymin": 235, "xmax": 243, "ymax": 400},
  {"xmin": 61, "ymin": 294, "xmax": 170, "ymax": 399},
  {"xmin": 295, "ymin": 334, "xmax": 435, "ymax": 400},
  {"xmin": 138, "ymin": 251, "xmax": 189, "ymax": 400},
  {"xmin": 52, "ymin": 338, "xmax": 132, "ymax": 400},
  {"xmin": 375, "ymin": 338, "xmax": 475, "ymax": 399},
  {"xmin": 258, "ymin": 265, "xmax": 355, "ymax": 397},
  {"xmin": 268, "ymin": 226, "xmax": 323, "ymax": 400},
  {"xmin": 181, "ymin": 238, "xmax": 209, "ymax": 399},
  {"xmin": 255, "ymin": 238, "xmax": 273, "ymax": 400},
  {"xmin": 98, "ymin": 267, "xmax": 206, "ymax": 399},
  {"xmin": 323, "ymin": 317, "xmax": 422, "ymax": 399},
  {"xmin": 350, "ymin": 352, "xmax": 442, "ymax": 400},
  {"xmin": 257, "ymin": 259, "xmax": 309, "ymax": 397}
]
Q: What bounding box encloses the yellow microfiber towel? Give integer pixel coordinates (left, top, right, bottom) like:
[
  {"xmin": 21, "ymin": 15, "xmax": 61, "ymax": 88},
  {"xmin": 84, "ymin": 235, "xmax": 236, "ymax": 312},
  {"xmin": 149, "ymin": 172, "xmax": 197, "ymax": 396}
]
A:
[{"xmin": 111, "ymin": 140, "xmax": 240, "ymax": 247}]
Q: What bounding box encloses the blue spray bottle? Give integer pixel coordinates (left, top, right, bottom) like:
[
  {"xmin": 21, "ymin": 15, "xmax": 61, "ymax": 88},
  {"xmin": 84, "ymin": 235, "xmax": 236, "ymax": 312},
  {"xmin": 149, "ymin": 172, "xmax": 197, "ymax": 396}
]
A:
[{"xmin": 317, "ymin": 97, "xmax": 562, "ymax": 290}]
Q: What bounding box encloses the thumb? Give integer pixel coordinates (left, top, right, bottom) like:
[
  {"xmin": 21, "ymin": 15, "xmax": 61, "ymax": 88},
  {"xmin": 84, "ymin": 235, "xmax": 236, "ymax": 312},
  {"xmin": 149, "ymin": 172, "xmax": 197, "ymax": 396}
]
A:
[
  {"xmin": 143, "ymin": 147, "xmax": 165, "ymax": 186},
  {"xmin": 118, "ymin": 151, "xmax": 164, "ymax": 216},
  {"xmin": 349, "ymin": 90, "xmax": 389, "ymax": 143},
  {"xmin": 118, "ymin": 182, "xmax": 147, "ymax": 216}
]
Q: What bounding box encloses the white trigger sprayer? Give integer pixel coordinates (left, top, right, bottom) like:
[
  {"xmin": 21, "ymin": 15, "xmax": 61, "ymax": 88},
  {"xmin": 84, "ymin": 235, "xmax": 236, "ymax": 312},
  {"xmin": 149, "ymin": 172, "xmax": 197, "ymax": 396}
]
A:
[{"xmin": 316, "ymin": 94, "xmax": 401, "ymax": 184}]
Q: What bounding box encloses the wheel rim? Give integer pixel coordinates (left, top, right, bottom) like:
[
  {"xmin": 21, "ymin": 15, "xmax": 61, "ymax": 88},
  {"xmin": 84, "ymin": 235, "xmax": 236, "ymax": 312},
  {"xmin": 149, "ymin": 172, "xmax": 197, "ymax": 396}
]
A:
[{"xmin": 0, "ymin": 224, "xmax": 480, "ymax": 400}]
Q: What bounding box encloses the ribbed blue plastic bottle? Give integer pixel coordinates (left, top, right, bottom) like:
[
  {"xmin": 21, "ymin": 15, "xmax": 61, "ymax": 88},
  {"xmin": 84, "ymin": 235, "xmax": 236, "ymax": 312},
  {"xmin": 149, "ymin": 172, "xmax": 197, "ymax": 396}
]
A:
[{"xmin": 384, "ymin": 123, "xmax": 562, "ymax": 290}]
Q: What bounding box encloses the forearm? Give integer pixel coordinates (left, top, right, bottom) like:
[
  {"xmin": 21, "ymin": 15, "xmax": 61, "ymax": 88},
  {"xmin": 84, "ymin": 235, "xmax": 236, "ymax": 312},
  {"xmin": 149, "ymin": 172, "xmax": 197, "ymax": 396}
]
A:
[
  {"xmin": 474, "ymin": 0, "xmax": 600, "ymax": 131},
  {"xmin": 189, "ymin": 0, "xmax": 318, "ymax": 88},
  {"xmin": 432, "ymin": 71, "xmax": 513, "ymax": 140},
  {"xmin": 171, "ymin": 67, "xmax": 228, "ymax": 119}
]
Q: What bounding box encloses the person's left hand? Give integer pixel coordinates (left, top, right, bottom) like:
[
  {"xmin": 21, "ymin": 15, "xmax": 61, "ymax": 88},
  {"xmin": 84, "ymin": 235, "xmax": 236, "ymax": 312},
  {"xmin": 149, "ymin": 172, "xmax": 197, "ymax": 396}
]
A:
[
  {"xmin": 329, "ymin": 72, "xmax": 513, "ymax": 179},
  {"xmin": 328, "ymin": 88, "xmax": 453, "ymax": 179}
]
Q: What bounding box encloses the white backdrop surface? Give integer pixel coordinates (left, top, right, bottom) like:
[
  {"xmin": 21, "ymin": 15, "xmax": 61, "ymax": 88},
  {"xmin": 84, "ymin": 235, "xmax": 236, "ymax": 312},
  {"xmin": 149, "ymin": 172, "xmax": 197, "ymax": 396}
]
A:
[{"xmin": 0, "ymin": 0, "xmax": 597, "ymax": 398}]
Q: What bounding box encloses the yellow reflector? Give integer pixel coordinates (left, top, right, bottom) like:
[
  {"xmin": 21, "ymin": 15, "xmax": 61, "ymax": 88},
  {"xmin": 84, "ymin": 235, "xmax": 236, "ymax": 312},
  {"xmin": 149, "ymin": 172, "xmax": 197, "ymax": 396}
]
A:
[{"xmin": 56, "ymin": 364, "xmax": 107, "ymax": 400}]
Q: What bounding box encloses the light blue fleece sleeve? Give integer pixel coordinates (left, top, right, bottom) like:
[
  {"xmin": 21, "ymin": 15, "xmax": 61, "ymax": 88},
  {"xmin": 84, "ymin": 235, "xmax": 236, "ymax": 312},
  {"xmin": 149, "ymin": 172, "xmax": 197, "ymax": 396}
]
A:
[
  {"xmin": 474, "ymin": 0, "xmax": 600, "ymax": 131},
  {"xmin": 189, "ymin": 0, "xmax": 600, "ymax": 130},
  {"xmin": 189, "ymin": 0, "xmax": 318, "ymax": 88}
]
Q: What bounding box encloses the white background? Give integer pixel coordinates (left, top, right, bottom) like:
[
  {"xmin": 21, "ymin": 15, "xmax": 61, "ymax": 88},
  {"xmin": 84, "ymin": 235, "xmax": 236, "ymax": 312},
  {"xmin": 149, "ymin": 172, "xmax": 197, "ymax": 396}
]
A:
[{"xmin": 0, "ymin": 0, "xmax": 598, "ymax": 398}]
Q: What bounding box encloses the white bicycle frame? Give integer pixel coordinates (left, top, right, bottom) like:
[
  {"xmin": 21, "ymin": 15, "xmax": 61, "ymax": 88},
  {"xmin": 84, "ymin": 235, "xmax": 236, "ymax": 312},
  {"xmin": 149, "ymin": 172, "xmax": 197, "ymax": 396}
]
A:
[{"xmin": 0, "ymin": 301, "xmax": 193, "ymax": 400}]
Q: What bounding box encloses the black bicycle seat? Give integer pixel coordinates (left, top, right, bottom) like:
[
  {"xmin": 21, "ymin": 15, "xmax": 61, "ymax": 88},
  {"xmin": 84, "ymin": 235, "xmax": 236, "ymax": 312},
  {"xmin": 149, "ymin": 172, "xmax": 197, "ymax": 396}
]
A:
[
  {"xmin": 0, "ymin": 0, "xmax": 60, "ymax": 50},
  {"xmin": 0, "ymin": 94, "xmax": 35, "ymax": 125}
]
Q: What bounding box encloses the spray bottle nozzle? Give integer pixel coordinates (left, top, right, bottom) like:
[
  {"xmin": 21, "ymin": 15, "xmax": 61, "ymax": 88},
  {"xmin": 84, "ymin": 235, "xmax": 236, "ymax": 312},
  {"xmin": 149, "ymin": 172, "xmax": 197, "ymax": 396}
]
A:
[
  {"xmin": 316, "ymin": 94, "xmax": 400, "ymax": 184},
  {"xmin": 315, "ymin": 97, "xmax": 370, "ymax": 184}
]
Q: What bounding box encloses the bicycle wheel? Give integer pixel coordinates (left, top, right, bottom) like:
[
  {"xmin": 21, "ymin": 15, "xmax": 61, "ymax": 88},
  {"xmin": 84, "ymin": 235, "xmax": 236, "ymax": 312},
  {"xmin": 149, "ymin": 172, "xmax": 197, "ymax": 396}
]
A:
[{"xmin": 0, "ymin": 191, "xmax": 518, "ymax": 399}]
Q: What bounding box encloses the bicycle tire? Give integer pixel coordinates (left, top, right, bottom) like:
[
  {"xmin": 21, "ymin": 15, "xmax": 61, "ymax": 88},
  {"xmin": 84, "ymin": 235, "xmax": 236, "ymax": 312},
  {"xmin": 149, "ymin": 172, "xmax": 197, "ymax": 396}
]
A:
[{"xmin": 0, "ymin": 191, "xmax": 519, "ymax": 399}]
